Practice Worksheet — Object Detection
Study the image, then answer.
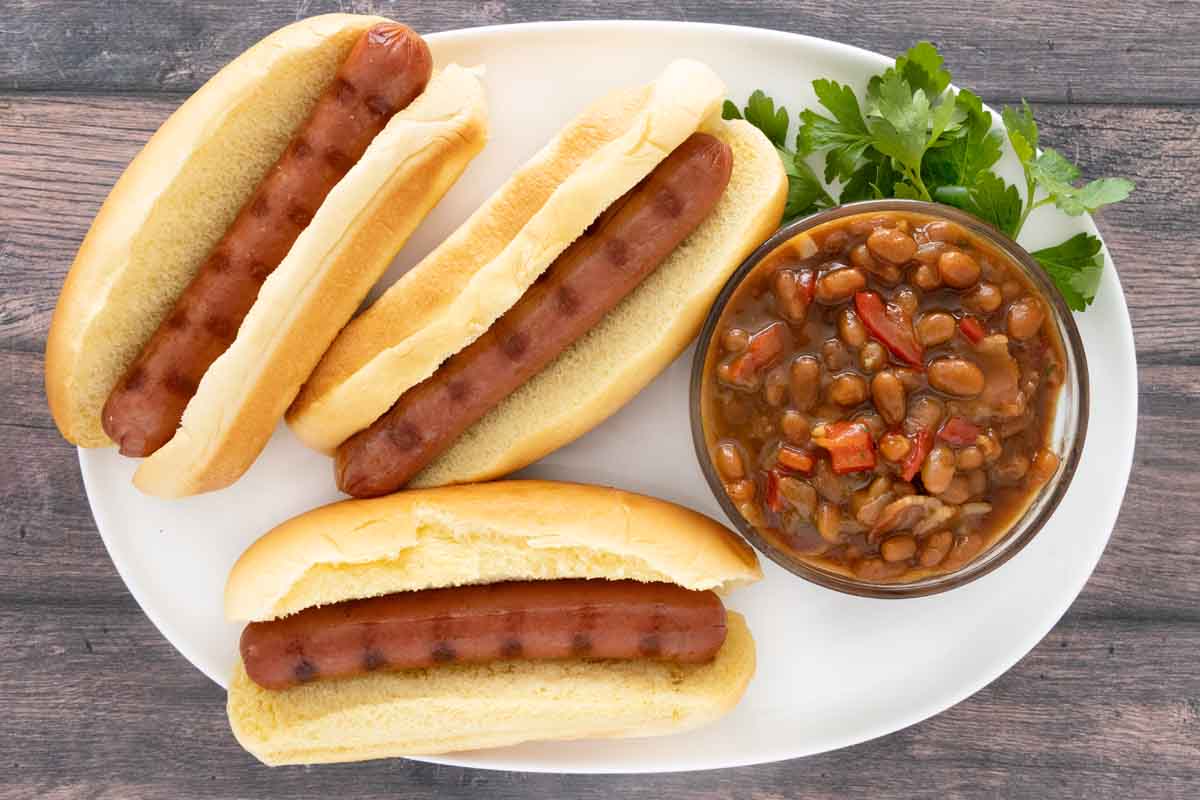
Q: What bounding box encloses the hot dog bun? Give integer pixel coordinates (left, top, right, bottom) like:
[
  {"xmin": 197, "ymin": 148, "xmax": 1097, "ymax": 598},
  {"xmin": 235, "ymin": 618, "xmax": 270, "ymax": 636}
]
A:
[
  {"xmin": 45, "ymin": 14, "xmax": 488, "ymax": 496},
  {"xmin": 224, "ymin": 480, "xmax": 762, "ymax": 764},
  {"xmin": 287, "ymin": 60, "xmax": 762, "ymax": 456}
]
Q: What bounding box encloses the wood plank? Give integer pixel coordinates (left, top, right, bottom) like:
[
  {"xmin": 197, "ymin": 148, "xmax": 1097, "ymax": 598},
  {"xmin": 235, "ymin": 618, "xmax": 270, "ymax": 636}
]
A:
[{"xmin": 0, "ymin": 1, "xmax": 1197, "ymax": 104}]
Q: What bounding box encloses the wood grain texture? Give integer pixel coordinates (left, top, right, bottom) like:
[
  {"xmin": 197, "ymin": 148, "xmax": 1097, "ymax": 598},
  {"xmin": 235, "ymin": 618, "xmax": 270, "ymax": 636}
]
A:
[
  {"xmin": 1, "ymin": 2, "xmax": 1198, "ymax": 799},
  {"xmin": 2, "ymin": 1, "xmax": 1199, "ymax": 104}
]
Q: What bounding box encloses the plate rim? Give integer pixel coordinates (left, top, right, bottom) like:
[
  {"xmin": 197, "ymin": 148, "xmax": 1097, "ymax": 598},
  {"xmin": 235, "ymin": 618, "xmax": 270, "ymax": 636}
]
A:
[{"xmin": 78, "ymin": 18, "xmax": 1139, "ymax": 773}]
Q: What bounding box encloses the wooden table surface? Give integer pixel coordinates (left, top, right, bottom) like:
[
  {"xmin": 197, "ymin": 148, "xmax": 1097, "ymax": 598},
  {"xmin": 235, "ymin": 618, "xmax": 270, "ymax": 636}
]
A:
[{"xmin": 2, "ymin": 2, "xmax": 1197, "ymax": 798}]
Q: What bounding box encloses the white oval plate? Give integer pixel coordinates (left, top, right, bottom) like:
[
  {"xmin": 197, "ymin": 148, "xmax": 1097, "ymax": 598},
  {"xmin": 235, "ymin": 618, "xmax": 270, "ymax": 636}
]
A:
[{"xmin": 79, "ymin": 21, "xmax": 1137, "ymax": 773}]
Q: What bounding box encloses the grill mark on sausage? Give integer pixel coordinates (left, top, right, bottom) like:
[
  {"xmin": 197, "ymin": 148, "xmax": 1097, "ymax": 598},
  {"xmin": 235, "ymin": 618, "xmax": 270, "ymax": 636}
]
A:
[
  {"xmin": 163, "ymin": 370, "xmax": 197, "ymax": 397},
  {"xmin": 293, "ymin": 659, "xmax": 318, "ymax": 683},
  {"xmin": 250, "ymin": 194, "xmax": 270, "ymax": 218},
  {"xmin": 164, "ymin": 309, "xmax": 189, "ymax": 330},
  {"xmin": 292, "ymin": 138, "xmax": 312, "ymax": 159},
  {"xmin": 501, "ymin": 330, "xmax": 529, "ymax": 361},
  {"xmin": 447, "ymin": 378, "xmax": 471, "ymax": 403},
  {"xmin": 247, "ymin": 259, "xmax": 272, "ymax": 283},
  {"xmin": 500, "ymin": 638, "xmax": 524, "ymax": 658},
  {"xmin": 365, "ymin": 94, "xmax": 393, "ymax": 118},
  {"xmin": 638, "ymin": 634, "xmax": 662, "ymax": 657},
  {"xmin": 323, "ymin": 147, "xmax": 355, "ymax": 175},
  {"xmin": 122, "ymin": 367, "xmax": 146, "ymax": 393},
  {"xmin": 286, "ymin": 203, "xmax": 314, "ymax": 228},
  {"xmin": 556, "ymin": 285, "xmax": 580, "ymax": 315},
  {"xmin": 604, "ymin": 237, "xmax": 629, "ymax": 267},
  {"xmin": 208, "ymin": 251, "xmax": 230, "ymax": 274},
  {"xmin": 431, "ymin": 641, "xmax": 457, "ymax": 663},
  {"xmin": 570, "ymin": 632, "xmax": 593, "ymax": 656},
  {"xmin": 363, "ymin": 649, "xmax": 386, "ymax": 671},
  {"xmin": 387, "ymin": 420, "xmax": 421, "ymax": 451},
  {"xmin": 204, "ymin": 314, "xmax": 237, "ymax": 341},
  {"xmin": 654, "ymin": 187, "xmax": 684, "ymax": 218}
]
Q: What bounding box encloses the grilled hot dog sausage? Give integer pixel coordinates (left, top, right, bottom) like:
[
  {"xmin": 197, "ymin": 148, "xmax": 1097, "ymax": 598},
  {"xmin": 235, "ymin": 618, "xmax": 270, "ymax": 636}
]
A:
[
  {"xmin": 335, "ymin": 132, "xmax": 734, "ymax": 497},
  {"xmin": 240, "ymin": 579, "xmax": 727, "ymax": 690},
  {"xmin": 101, "ymin": 23, "xmax": 433, "ymax": 457}
]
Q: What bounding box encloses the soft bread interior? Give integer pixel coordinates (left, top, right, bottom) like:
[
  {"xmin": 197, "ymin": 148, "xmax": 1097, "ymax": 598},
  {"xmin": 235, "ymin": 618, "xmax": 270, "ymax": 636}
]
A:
[
  {"xmin": 225, "ymin": 480, "xmax": 762, "ymax": 623},
  {"xmin": 227, "ymin": 611, "xmax": 754, "ymax": 765},
  {"xmin": 45, "ymin": 14, "xmax": 384, "ymax": 447},
  {"xmin": 132, "ymin": 64, "xmax": 488, "ymax": 497},
  {"xmin": 287, "ymin": 59, "xmax": 728, "ymax": 453},
  {"xmin": 411, "ymin": 119, "xmax": 786, "ymax": 487}
]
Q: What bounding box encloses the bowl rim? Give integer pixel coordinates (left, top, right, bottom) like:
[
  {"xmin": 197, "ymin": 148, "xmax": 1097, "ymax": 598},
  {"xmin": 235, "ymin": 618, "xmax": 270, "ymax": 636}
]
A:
[{"xmin": 689, "ymin": 199, "xmax": 1091, "ymax": 598}]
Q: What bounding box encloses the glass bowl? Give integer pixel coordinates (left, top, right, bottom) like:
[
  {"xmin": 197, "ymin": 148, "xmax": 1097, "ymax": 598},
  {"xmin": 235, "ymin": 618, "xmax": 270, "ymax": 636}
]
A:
[{"xmin": 690, "ymin": 200, "xmax": 1089, "ymax": 598}]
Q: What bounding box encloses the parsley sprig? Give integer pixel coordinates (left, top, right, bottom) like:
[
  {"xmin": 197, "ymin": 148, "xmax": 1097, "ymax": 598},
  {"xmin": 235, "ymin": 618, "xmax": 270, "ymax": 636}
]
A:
[{"xmin": 723, "ymin": 42, "xmax": 1133, "ymax": 310}]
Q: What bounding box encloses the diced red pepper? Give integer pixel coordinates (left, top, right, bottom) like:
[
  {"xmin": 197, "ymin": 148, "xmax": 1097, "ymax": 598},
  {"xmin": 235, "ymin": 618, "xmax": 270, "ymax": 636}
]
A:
[
  {"xmin": 812, "ymin": 421, "xmax": 876, "ymax": 474},
  {"xmin": 776, "ymin": 445, "xmax": 815, "ymax": 475},
  {"xmin": 725, "ymin": 321, "xmax": 788, "ymax": 385},
  {"xmin": 798, "ymin": 269, "xmax": 816, "ymax": 303},
  {"xmin": 764, "ymin": 469, "xmax": 784, "ymax": 512},
  {"xmin": 959, "ymin": 315, "xmax": 985, "ymax": 344},
  {"xmin": 854, "ymin": 291, "xmax": 924, "ymax": 369},
  {"xmin": 938, "ymin": 416, "xmax": 981, "ymax": 446},
  {"xmin": 899, "ymin": 428, "xmax": 932, "ymax": 482}
]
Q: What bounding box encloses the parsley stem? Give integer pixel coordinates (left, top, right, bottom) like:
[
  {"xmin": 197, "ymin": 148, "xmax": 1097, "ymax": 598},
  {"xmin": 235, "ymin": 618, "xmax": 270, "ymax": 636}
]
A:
[{"xmin": 1013, "ymin": 167, "xmax": 1040, "ymax": 238}]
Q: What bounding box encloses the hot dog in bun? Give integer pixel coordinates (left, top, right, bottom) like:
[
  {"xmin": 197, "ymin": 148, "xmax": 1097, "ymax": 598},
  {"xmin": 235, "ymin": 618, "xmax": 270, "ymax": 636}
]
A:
[
  {"xmin": 45, "ymin": 14, "xmax": 488, "ymax": 497},
  {"xmin": 286, "ymin": 60, "xmax": 787, "ymax": 496},
  {"xmin": 225, "ymin": 480, "xmax": 761, "ymax": 764}
]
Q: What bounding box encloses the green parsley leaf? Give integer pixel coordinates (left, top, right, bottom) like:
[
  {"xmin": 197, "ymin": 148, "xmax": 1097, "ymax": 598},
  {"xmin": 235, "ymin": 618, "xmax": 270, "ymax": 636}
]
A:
[
  {"xmin": 1002, "ymin": 100, "xmax": 1039, "ymax": 163},
  {"xmin": 895, "ymin": 41, "xmax": 952, "ymax": 98},
  {"xmin": 1032, "ymin": 233, "xmax": 1105, "ymax": 310},
  {"xmin": 742, "ymin": 90, "xmax": 790, "ymax": 148},
  {"xmin": 961, "ymin": 171, "xmax": 1022, "ymax": 237},
  {"xmin": 865, "ymin": 71, "xmax": 930, "ymax": 172},
  {"xmin": 721, "ymin": 99, "xmax": 743, "ymax": 120},
  {"xmin": 1029, "ymin": 148, "xmax": 1135, "ymax": 215},
  {"xmin": 923, "ymin": 89, "xmax": 1003, "ymax": 191},
  {"xmin": 798, "ymin": 79, "xmax": 872, "ymax": 182}
]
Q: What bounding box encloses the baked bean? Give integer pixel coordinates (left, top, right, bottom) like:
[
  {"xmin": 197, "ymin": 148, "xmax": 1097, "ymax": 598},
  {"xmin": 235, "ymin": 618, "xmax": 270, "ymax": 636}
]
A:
[
  {"xmin": 1000, "ymin": 279, "xmax": 1023, "ymax": 301},
  {"xmin": 916, "ymin": 311, "xmax": 956, "ymax": 347},
  {"xmin": 893, "ymin": 287, "xmax": 920, "ymax": 317},
  {"xmin": 922, "ymin": 443, "xmax": 956, "ymax": 494},
  {"xmin": 923, "ymin": 220, "xmax": 965, "ymax": 242},
  {"xmin": 918, "ymin": 530, "xmax": 953, "ymax": 566},
  {"xmin": 857, "ymin": 412, "xmax": 887, "ymax": 440},
  {"xmin": 838, "ymin": 309, "xmax": 868, "ymax": 348},
  {"xmin": 815, "ymin": 267, "xmax": 867, "ymax": 303},
  {"xmin": 908, "ymin": 395, "xmax": 945, "ymax": 431},
  {"xmin": 816, "ymin": 502, "xmax": 842, "ymax": 544},
  {"xmin": 773, "ymin": 269, "xmax": 811, "ymax": 323},
  {"xmin": 956, "ymin": 446, "xmax": 984, "ymax": 470},
  {"xmin": 881, "ymin": 534, "xmax": 917, "ymax": 562},
  {"xmin": 963, "ymin": 282, "xmax": 1003, "ymax": 314},
  {"xmin": 822, "ymin": 338, "xmax": 850, "ymax": 371},
  {"xmin": 780, "ymin": 409, "xmax": 811, "ymax": 445},
  {"xmin": 828, "ymin": 373, "xmax": 869, "ymax": 407},
  {"xmin": 938, "ymin": 474, "xmax": 971, "ymax": 504},
  {"xmin": 715, "ymin": 441, "xmax": 745, "ymax": 480},
  {"xmin": 720, "ymin": 395, "xmax": 750, "ymax": 425},
  {"xmin": 726, "ymin": 479, "xmax": 755, "ymax": 502},
  {"xmin": 911, "ymin": 262, "xmax": 942, "ymax": 291},
  {"xmin": 977, "ymin": 432, "xmax": 1002, "ymax": 463},
  {"xmin": 893, "ymin": 367, "xmax": 924, "ymax": 392},
  {"xmin": 779, "ymin": 477, "xmax": 818, "ymax": 517},
  {"xmin": 879, "ymin": 431, "xmax": 912, "ymax": 462},
  {"xmin": 763, "ymin": 365, "xmax": 789, "ymax": 407},
  {"xmin": 994, "ymin": 452, "xmax": 1030, "ymax": 482},
  {"xmin": 736, "ymin": 501, "xmax": 764, "ymax": 529},
  {"xmin": 1007, "ymin": 296, "xmax": 1045, "ymax": 341},
  {"xmin": 876, "ymin": 264, "xmax": 904, "ymax": 284},
  {"xmin": 822, "ymin": 229, "xmax": 849, "ymax": 254},
  {"xmin": 860, "ymin": 341, "xmax": 888, "ymax": 372},
  {"xmin": 790, "ymin": 356, "xmax": 822, "ymax": 411},
  {"xmin": 849, "ymin": 243, "xmax": 876, "ymax": 270},
  {"xmin": 871, "ymin": 371, "xmax": 907, "ymax": 426},
  {"xmin": 867, "ymin": 227, "xmax": 917, "ymax": 264},
  {"xmin": 721, "ymin": 327, "xmax": 749, "ymax": 353},
  {"xmin": 938, "ymin": 250, "xmax": 981, "ymax": 288},
  {"xmin": 852, "ymin": 557, "xmax": 906, "ymax": 580},
  {"xmin": 1030, "ymin": 448, "xmax": 1061, "ymax": 486},
  {"xmin": 892, "ymin": 481, "xmax": 916, "ymax": 497},
  {"xmin": 914, "ymin": 241, "xmax": 947, "ymax": 265},
  {"xmin": 966, "ymin": 468, "xmax": 988, "ymax": 497},
  {"xmin": 928, "ymin": 357, "xmax": 985, "ymax": 397}
]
